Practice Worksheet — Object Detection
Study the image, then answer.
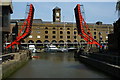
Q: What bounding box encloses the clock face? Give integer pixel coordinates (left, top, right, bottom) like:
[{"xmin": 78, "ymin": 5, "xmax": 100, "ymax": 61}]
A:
[{"xmin": 56, "ymin": 12, "xmax": 59, "ymax": 16}]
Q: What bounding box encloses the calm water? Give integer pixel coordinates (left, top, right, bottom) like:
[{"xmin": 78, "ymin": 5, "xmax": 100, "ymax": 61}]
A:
[{"xmin": 9, "ymin": 52, "xmax": 112, "ymax": 78}]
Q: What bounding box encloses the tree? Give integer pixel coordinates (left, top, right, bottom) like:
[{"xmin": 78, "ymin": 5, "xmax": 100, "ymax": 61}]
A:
[{"xmin": 116, "ymin": 0, "xmax": 120, "ymax": 18}]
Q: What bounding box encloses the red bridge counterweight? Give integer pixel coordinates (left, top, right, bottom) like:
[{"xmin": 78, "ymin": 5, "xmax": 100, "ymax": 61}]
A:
[
  {"xmin": 5, "ymin": 4, "xmax": 34, "ymax": 49},
  {"xmin": 74, "ymin": 4, "xmax": 102, "ymax": 48}
]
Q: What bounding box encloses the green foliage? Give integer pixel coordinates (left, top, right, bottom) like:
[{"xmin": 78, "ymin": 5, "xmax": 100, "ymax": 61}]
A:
[
  {"xmin": 116, "ymin": 1, "xmax": 120, "ymax": 18},
  {"xmin": 116, "ymin": 1, "xmax": 120, "ymax": 11}
]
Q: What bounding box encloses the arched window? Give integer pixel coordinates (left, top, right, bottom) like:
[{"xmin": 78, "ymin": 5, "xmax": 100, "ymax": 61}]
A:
[
  {"xmin": 45, "ymin": 31, "xmax": 48, "ymax": 34},
  {"xmin": 44, "ymin": 40, "xmax": 49, "ymax": 43},
  {"xmin": 105, "ymin": 40, "xmax": 108, "ymax": 43},
  {"xmin": 60, "ymin": 28, "xmax": 63, "ymax": 30},
  {"xmin": 60, "ymin": 31, "xmax": 63, "ymax": 34},
  {"xmin": 36, "ymin": 40, "xmax": 42, "ymax": 43},
  {"xmin": 80, "ymin": 40, "xmax": 85, "ymax": 44},
  {"xmin": 52, "ymin": 40, "xmax": 57, "ymax": 43},
  {"xmin": 80, "ymin": 40, "xmax": 85, "ymax": 42},
  {"xmin": 67, "ymin": 31, "xmax": 70, "ymax": 34},
  {"xmin": 67, "ymin": 28, "xmax": 70, "ymax": 30},
  {"xmin": 94, "ymin": 32, "xmax": 96, "ymax": 35},
  {"xmin": 37, "ymin": 36, "xmax": 40, "ymax": 38},
  {"xmin": 74, "ymin": 40, "xmax": 78, "ymax": 42},
  {"xmin": 52, "ymin": 31, "xmax": 56, "ymax": 34},
  {"xmin": 59, "ymin": 40, "xmax": 64, "ymax": 43},
  {"xmin": 21, "ymin": 40, "xmax": 25, "ymax": 43},
  {"xmin": 45, "ymin": 27, "xmax": 48, "ymax": 29},
  {"xmin": 74, "ymin": 28, "xmax": 77, "ymax": 30},
  {"xmin": 67, "ymin": 40, "xmax": 71, "ymax": 43},
  {"xmin": 74, "ymin": 36, "xmax": 77, "ymax": 39},
  {"xmin": 74, "ymin": 31, "xmax": 77, "ymax": 34},
  {"xmin": 53, "ymin": 27, "xmax": 56, "ymax": 29},
  {"xmin": 28, "ymin": 40, "xmax": 34, "ymax": 43}
]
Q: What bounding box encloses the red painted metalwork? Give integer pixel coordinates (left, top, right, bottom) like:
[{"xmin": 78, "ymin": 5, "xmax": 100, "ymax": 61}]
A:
[
  {"xmin": 74, "ymin": 4, "xmax": 102, "ymax": 48},
  {"xmin": 5, "ymin": 4, "xmax": 34, "ymax": 49}
]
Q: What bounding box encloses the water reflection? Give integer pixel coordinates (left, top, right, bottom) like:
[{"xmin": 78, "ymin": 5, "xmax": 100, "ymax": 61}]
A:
[{"xmin": 32, "ymin": 52, "xmax": 75, "ymax": 63}]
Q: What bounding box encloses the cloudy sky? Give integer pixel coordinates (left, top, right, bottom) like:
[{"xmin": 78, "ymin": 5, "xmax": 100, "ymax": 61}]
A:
[{"xmin": 11, "ymin": 1, "xmax": 118, "ymax": 24}]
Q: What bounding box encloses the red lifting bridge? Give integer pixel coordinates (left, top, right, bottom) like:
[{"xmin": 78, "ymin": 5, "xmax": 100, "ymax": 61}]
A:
[
  {"xmin": 5, "ymin": 4, "xmax": 35, "ymax": 49},
  {"xmin": 74, "ymin": 4, "xmax": 102, "ymax": 48}
]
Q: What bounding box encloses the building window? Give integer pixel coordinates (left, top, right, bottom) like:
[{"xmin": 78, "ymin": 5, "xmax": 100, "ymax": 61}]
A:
[
  {"xmin": 36, "ymin": 31, "xmax": 40, "ymax": 33},
  {"xmin": 28, "ymin": 40, "xmax": 34, "ymax": 43},
  {"xmin": 74, "ymin": 31, "xmax": 77, "ymax": 34},
  {"xmin": 37, "ymin": 36, "xmax": 40, "ymax": 38},
  {"xmin": 99, "ymin": 32, "xmax": 102, "ymax": 35},
  {"xmin": 100, "ymin": 36, "xmax": 102, "ymax": 40},
  {"xmin": 67, "ymin": 36, "xmax": 70, "ymax": 39},
  {"xmin": 36, "ymin": 40, "xmax": 42, "ymax": 43},
  {"xmin": 53, "ymin": 31, "xmax": 56, "ymax": 34},
  {"xmin": 106, "ymin": 36, "xmax": 108, "ymax": 39},
  {"xmin": 67, "ymin": 40, "xmax": 71, "ymax": 43},
  {"xmin": 59, "ymin": 40, "xmax": 64, "ymax": 43},
  {"xmin": 52, "ymin": 36, "xmax": 56, "ymax": 38},
  {"xmin": 45, "ymin": 36, "xmax": 48, "ymax": 39},
  {"xmin": 45, "ymin": 27, "xmax": 48, "ymax": 29},
  {"xmin": 74, "ymin": 36, "xmax": 77, "ymax": 39},
  {"xmin": 60, "ymin": 28, "xmax": 63, "ymax": 30},
  {"xmin": 29, "ymin": 35, "xmax": 32, "ymax": 38},
  {"xmin": 36, "ymin": 27, "xmax": 40, "ymax": 29},
  {"xmin": 94, "ymin": 32, "xmax": 96, "ymax": 35},
  {"xmin": 53, "ymin": 27, "xmax": 56, "ymax": 29},
  {"xmin": 60, "ymin": 36, "xmax": 63, "ymax": 38},
  {"xmin": 44, "ymin": 40, "xmax": 49, "ymax": 43},
  {"xmin": 21, "ymin": 40, "xmax": 25, "ymax": 43},
  {"xmin": 45, "ymin": 31, "xmax": 48, "ymax": 34},
  {"xmin": 60, "ymin": 31, "xmax": 63, "ymax": 34},
  {"xmin": 52, "ymin": 40, "xmax": 57, "ymax": 43},
  {"xmin": 106, "ymin": 32, "xmax": 108, "ymax": 34},
  {"xmin": 67, "ymin": 31, "xmax": 70, "ymax": 34},
  {"xmin": 105, "ymin": 40, "xmax": 108, "ymax": 43},
  {"xmin": 74, "ymin": 40, "xmax": 78, "ymax": 43},
  {"xmin": 74, "ymin": 28, "xmax": 77, "ymax": 30},
  {"xmin": 94, "ymin": 36, "xmax": 96, "ymax": 39},
  {"xmin": 67, "ymin": 28, "xmax": 70, "ymax": 30}
]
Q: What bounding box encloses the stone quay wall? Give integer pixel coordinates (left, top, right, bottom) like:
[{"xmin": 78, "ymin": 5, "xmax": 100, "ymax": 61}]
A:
[
  {"xmin": 77, "ymin": 54, "xmax": 120, "ymax": 78},
  {"xmin": 1, "ymin": 50, "xmax": 32, "ymax": 79}
]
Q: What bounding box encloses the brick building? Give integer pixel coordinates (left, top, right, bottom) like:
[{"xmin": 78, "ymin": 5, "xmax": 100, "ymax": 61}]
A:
[
  {"xmin": 11, "ymin": 6, "xmax": 113, "ymax": 49},
  {"xmin": 108, "ymin": 18, "xmax": 120, "ymax": 54}
]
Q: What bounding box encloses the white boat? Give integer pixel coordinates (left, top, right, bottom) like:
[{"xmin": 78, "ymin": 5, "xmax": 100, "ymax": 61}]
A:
[
  {"xmin": 44, "ymin": 44, "xmax": 59, "ymax": 52},
  {"xmin": 58, "ymin": 48, "xmax": 68, "ymax": 52},
  {"xmin": 29, "ymin": 45, "xmax": 36, "ymax": 53},
  {"xmin": 68, "ymin": 47, "xmax": 77, "ymax": 52}
]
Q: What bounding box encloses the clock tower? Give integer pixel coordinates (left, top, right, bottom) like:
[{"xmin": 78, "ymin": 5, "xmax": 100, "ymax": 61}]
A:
[{"xmin": 53, "ymin": 6, "xmax": 61, "ymax": 22}]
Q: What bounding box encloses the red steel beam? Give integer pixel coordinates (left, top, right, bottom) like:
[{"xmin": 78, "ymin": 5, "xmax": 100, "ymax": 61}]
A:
[
  {"xmin": 5, "ymin": 4, "xmax": 34, "ymax": 49},
  {"xmin": 74, "ymin": 4, "xmax": 102, "ymax": 48}
]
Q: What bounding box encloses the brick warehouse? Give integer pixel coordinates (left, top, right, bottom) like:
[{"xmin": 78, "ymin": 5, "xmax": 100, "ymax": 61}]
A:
[{"xmin": 11, "ymin": 6, "xmax": 113, "ymax": 49}]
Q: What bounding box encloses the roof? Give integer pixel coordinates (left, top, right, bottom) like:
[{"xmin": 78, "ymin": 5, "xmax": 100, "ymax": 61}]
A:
[{"xmin": 53, "ymin": 6, "xmax": 61, "ymax": 10}]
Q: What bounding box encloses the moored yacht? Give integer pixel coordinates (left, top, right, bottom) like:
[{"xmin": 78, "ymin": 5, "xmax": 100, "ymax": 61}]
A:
[
  {"xmin": 44, "ymin": 44, "xmax": 59, "ymax": 52},
  {"xmin": 58, "ymin": 47, "xmax": 68, "ymax": 52},
  {"xmin": 68, "ymin": 47, "xmax": 77, "ymax": 52}
]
